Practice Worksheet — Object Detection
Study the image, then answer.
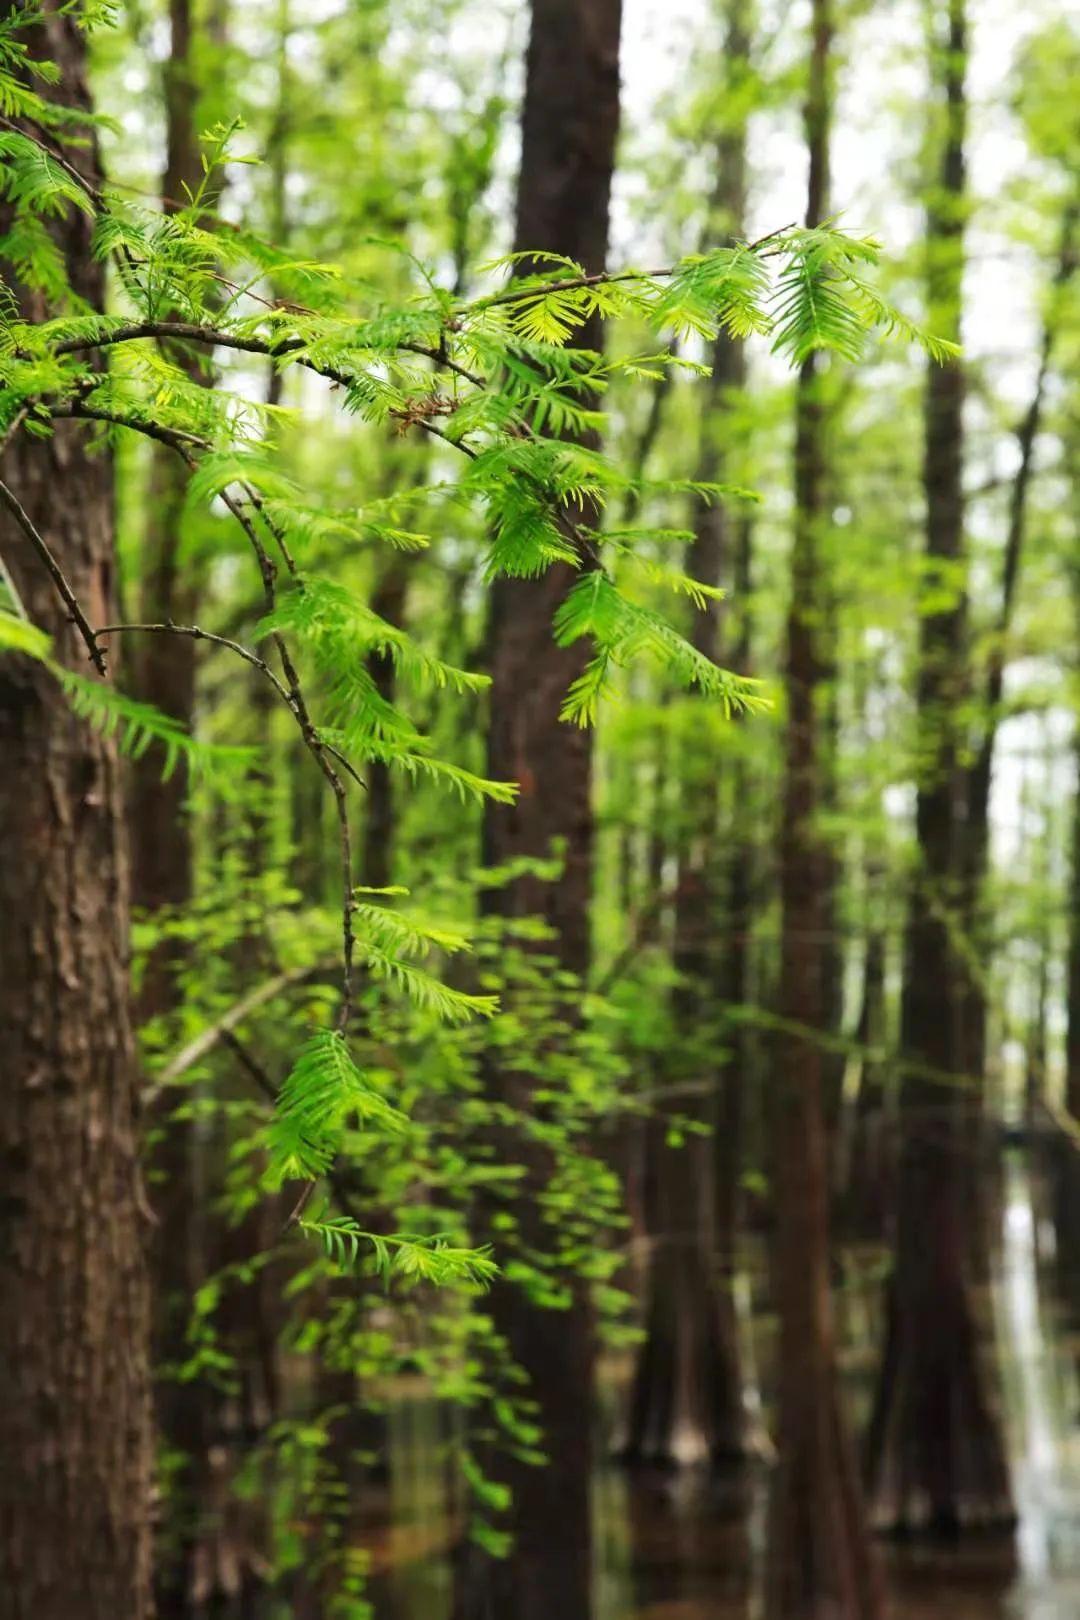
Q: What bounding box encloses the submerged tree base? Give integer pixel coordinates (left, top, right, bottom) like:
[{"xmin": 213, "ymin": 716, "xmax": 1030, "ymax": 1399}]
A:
[
  {"xmin": 866, "ymin": 1277, "xmax": 1016, "ymax": 1538},
  {"xmin": 766, "ymin": 1373, "xmax": 883, "ymax": 1620},
  {"xmin": 617, "ymin": 1240, "xmax": 747, "ymax": 1475}
]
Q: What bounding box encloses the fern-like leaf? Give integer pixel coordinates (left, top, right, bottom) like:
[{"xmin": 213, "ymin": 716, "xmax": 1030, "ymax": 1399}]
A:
[{"xmin": 266, "ymin": 1029, "xmax": 407, "ymax": 1186}]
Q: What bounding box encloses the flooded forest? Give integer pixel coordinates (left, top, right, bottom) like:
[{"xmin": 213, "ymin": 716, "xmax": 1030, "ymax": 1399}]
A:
[{"xmin": 1, "ymin": 0, "xmax": 1079, "ymax": 1617}]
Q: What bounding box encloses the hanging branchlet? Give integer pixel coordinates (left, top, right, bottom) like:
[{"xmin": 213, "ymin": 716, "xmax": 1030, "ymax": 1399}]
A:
[{"xmin": 0, "ymin": 20, "xmax": 957, "ymax": 1258}]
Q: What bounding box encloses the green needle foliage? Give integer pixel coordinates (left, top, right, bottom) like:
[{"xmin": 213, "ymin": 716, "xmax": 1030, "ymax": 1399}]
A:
[
  {"xmin": 300, "ymin": 1214, "xmax": 498, "ymax": 1290},
  {"xmin": 0, "ymin": 1, "xmax": 953, "ymax": 1266},
  {"xmin": 266, "ymin": 1029, "xmax": 408, "ymax": 1186}
]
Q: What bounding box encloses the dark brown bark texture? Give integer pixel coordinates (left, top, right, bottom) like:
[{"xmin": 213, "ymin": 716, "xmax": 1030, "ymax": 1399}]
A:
[
  {"xmin": 452, "ymin": 3, "xmax": 621, "ymax": 1617},
  {"xmin": 132, "ymin": 7, "xmax": 214, "ymax": 1614},
  {"xmin": 865, "ymin": 0, "xmax": 1013, "ymax": 1537},
  {"xmin": 623, "ymin": 2, "xmax": 750, "ymax": 1470},
  {"xmin": 0, "ymin": 11, "xmax": 153, "ymax": 1619},
  {"xmin": 131, "ymin": 0, "xmax": 202, "ymax": 941},
  {"xmin": 766, "ymin": 2, "xmax": 883, "ymax": 1614}
]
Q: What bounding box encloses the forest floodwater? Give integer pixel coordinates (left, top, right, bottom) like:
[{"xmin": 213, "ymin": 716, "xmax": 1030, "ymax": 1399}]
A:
[{"xmin": 356, "ymin": 1147, "xmax": 1080, "ymax": 1620}]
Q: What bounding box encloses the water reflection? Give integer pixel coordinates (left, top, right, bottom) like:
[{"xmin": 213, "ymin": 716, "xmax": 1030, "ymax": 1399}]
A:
[{"xmin": 363, "ymin": 1149, "xmax": 1080, "ymax": 1619}]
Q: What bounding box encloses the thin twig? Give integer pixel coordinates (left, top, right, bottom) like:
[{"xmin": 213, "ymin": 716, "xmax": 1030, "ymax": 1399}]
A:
[
  {"xmin": 94, "ymin": 620, "xmax": 293, "ymax": 706},
  {"xmin": 0, "ymin": 476, "xmax": 107, "ymax": 674},
  {"xmin": 0, "ymin": 403, "xmax": 30, "ymax": 458},
  {"xmin": 154, "ymin": 962, "xmax": 332, "ymax": 1091},
  {"xmin": 213, "ymin": 481, "xmax": 358, "ymax": 1030},
  {"xmin": 51, "ymin": 381, "xmax": 362, "ymax": 1029},
  {"xmin": 50, "ymin": 399, "xmax": 204, "ymax": 453},
  {"xmin": 219, "ymin": 1029, "xmax": 367, "ymax": 1230}
]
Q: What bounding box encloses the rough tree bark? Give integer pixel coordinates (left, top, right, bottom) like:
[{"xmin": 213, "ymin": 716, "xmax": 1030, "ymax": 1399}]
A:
[
  {"xmin": 864, "ymin": 0, "xmax": 1014, "ymax": 1536},
  {"xmin": 622, "ymin": 0, "xmax": 750, "ymax": 1472},
  {"xmin": 0, "ymin": 9, "xmax": 153, "ymax": 1619},
  {"xmin": 451, "ymin": 3, "xmax": 621, "ymax": 1617},
  {"xmin": 765, "ymin": 1, "xmax": 884, "ymax": 1613}
]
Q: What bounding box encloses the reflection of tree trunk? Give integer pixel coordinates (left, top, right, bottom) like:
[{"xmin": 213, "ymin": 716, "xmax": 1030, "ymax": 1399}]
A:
[
  {"xmin": 865, "ymin": 0, "xmax": 1013, "ymax": 1537},
  {"xmin": 766, "ymin": 4, "xmax": 882, "ymax": 1614},
  {"xmin": 0, "ymin": 13, "xmax": 152, "ymax": 1617},
  {"xmin": 451, "ymin": 5, "xmax": 621, "ymax": 1617},
  {"xmin": 623, "ymin": 0, "xmax": 750, "ymax": 1473}
]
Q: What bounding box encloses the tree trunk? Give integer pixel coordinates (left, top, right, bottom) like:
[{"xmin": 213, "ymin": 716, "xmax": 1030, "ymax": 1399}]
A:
[
  {"xmin": 838, "ymin": 919, "xmax": 890, "ymax": 1241},
  {"xmin": 362, "ymin": 556, "xmax": 410, "ymax": 890},
  {"xmin": 316, "ymin": 558, "xmax": 411, "ymax": 1503},
  {"xmin": 0, "ymin": 11, "xmax": 152, "ymax": 1618},
  {"xmin": 864, "ymin": 0, "xmax": 1014, "ymax": 1536},
  {"xmin": 765, "ymin": 3, "xmax": 883, "ymax": 1613},
  {"xmin": 622, "ymin": 0, "xmax": 749, "ymax": 1471},
  {"xmin": 1068, "ymin": 716, "xmax": 1080, "ymax": 1127},
  {"xmin": 451, "ymin": 3, "xmax": 621, "ymax": 1616},
  {"xmin": 1055, "ymin": 586, "xmax": 1080, "ymax": 1277},
  {"xmin": 129, "ymin": 6, "xmax": 215, "ymax": 1610},
  {"xmin": 957, "ymin": 199, "xmax": 1077, "ymax": 1097}
]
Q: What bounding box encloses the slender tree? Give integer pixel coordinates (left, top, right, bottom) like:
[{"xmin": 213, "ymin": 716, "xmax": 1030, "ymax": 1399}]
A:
[
  {"xmin": 0, "ymin": 8, "xmax": 152, "ymax": 1618},
  {"xmin": 766, "ymin": 0, "xmax": 883, "ymax": 1612},
  {"xmin": 865, "ymin": 0, "xmax": 1014, "ymax": 1534},
  {"xmin": 132, "ymin": 6, "xmax": 215, "ymax": 1609},
  {"xmin": 622, "ymin": 0, "xmax": 751, "ymax": 1471},
  {"xmin": 957, "ymin": 198, "xmax": 1077, "ymax": 1098},
  {"xmin": 452, "ymin": 2, "xmax": 622, "ymax": 1615}
]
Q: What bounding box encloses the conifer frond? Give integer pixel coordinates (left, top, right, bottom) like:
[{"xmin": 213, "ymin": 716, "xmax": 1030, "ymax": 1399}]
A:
[
  {"xmin": 765, "ymin": 223, "xmax": 958, "ymax": 366},
  {"xmin": 358, "ymin": 944, "xmax": 498, "ymax": 1024},
  {"xmin": 387, "ymin": 748, "xmax": 519, "ymax": 805},
  {"xmin": 351, "ymin": 895, "xmax": 473, "ymax": 960},
  {"xmin": 258, "ymin": 498, "xmax": 430, "ymax": 555},
  {"xmin": 553, "ymin": 572, "xmax": 770, "ymax": 726},
  {"xmin": 770, "ymin": 233, "xmax": 869, "ymax": 363},
  {"xmin": 350, "ymin": 891, "xmax": 497, "ymax": 1022},
  {"xmin": 266, "ymin": 1029, "xmax": 408, "ymax": 1187},
  {"xmin": 57, "ymin": 669, "xmax": 256, "ymax": 783},
  {"xmin": 0, "ymin": 601, "xmax": 49, "ymax": 659},
  {"xmin": 654, "ymin": 245, "xmax": 773, "ymax": 340},
  {"xmin": 262, "ymin": 575, "xmax": 488, "ymax": 696},
  {"xmin": 0, "ymin": 210, "xmax": 68, "ymax": 299},
  {"xmin": 185, "ymin": 450, "xmax": 301, "ymax": 509},
  {"xmin": 839, "ymin": 267, "xmax": 962, "ymax": 363},
  {"xmin": 0, "ymin": 129, "xmax": 94, "ymax": 219},
  {"xmin": 628, "ymin": 556, "xmax": 727, "ymax": 609},
  {"xmin": 300, "ymin": 1216, "xmax": 497, "ymax": 1288}
]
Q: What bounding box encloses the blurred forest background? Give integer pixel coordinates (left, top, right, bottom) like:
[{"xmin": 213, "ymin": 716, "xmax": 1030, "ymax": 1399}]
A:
[{"xmin": 1, "ymin": 1, "xmax": 1080, "ymax": 1618}]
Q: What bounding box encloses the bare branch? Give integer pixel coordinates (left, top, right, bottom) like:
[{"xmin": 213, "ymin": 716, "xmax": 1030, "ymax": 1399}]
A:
[
  {"xmin": 0, "ymin": 476, "xmax": 107, "ymax": 675},
  {"xmin": 94, "ymin": 620, "xmax": 294, "ymax": 707},
  {"xmin": 153, "ymin": 962, "xmax": 333, "ymax": 1090}
]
